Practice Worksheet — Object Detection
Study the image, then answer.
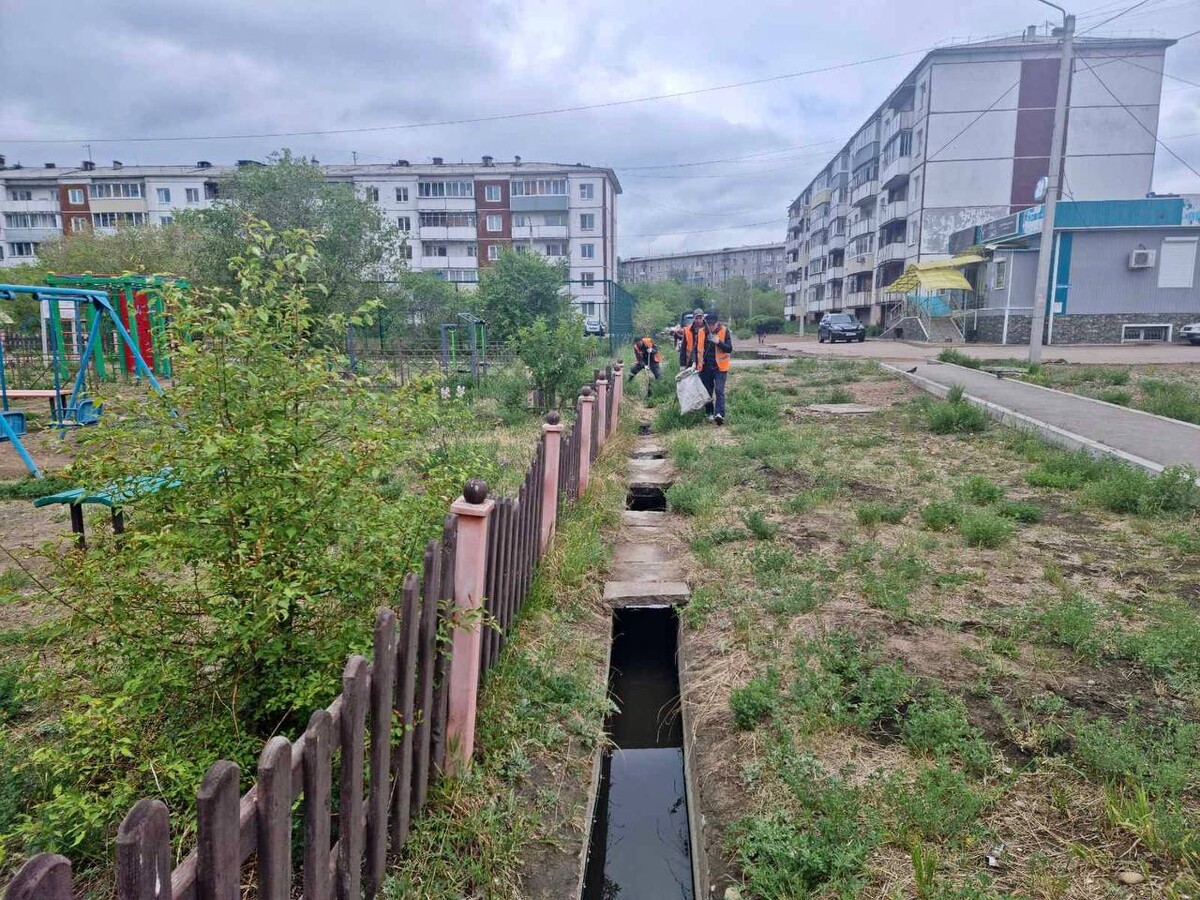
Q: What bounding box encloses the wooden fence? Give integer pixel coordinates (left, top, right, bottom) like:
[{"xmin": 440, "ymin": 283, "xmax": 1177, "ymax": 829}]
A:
[{"xmin": 5, "ymin": 363, "xmax": 625, "ymax": 900}]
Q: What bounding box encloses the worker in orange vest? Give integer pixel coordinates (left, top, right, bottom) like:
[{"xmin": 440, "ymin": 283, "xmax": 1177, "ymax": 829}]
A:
[
  {"xmin": 680, "ymin": 308, "xmax": 707, "ymax": 369},
  {"xmin": 699, "ymin": 310, "xmax": 733, "ymax": 424},
  {"xmin": 629, "ymin": 334, "xmax": 662, "ymax": 381}
]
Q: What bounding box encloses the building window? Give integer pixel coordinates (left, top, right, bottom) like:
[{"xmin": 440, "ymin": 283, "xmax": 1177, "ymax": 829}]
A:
[
  {"xmin": 447, "ymin": 268, "xmax": 479, "ymax": 283},
  {"xmin": 158, "ymin": 215, "xmax": 173, "ymax": 226},
  {"xmin": 486, "ymin": 214, "xmax": 502, "ymax": 232},
  {"xmin": 400, "ymin": 244, "xmax": 413, "ymax": 260},
  {"xmin": 544, "ymin": 242, "xmax": 567, "ymax": 257},
  {"xmin": 913, "ymin": 131, "xmax": 923, "ymax": 159},
  {"xmin": 581, "ymin": 302, "xmax": 596, "ymax": 316},
  {"xmin": 8, "ymin": 189, "xmax": 33, "ymax": 201},
  {"xmin": 993, "ymin": 258, "xmax": 1008, "ymax": 289},
  {"xmin": 365, "ymin": 187, "xmax": 380, "ymax": 202},
  {"xmin": 510, "ymin": 178, "xmax": 567, "ymax": 196},
  {"xmin": 466, "ymin": 243, "xmax": 476, "ymax": 257},
  {"xmin": 397, "ymin": 216, "xmax": 411, "ymax": 231},
  {"xmin": 579, "ymin": 182, "xmax": 594, "ymax": 200},
  {"xmin": 1158, "ymin": 237, "xmax": 1198, "ymax": 289},
  {"xmin": 544, "ymin": 212, "xmax": 568, "ymax": 226},
  {"xmin": 424, "ymin": 243, "xmax": 448, "ymax": 257},
  {"xmin": 418, "ymin": 181, "xmax": 474, "ymax": 198},
  {"xmin": 580, "ymin": 213, "xmax": 595, "ymax": 231},
  {"xmin": 418, "ymin": 211, "xmax": 477, "ymax": 228},
  {"xmin": 395, "ymin": 187, "xmax": 409, "ymax": 202},
  {"xmin": 513, "ymin": 214, "xmax": 531, "ymax": 227},
  {"xmin": 92, "ymin": 212, "xmax": 147, "ymax": 228},
  {"xmin": 66, "ymin": 188, "xmax": 84, "ymax": 205},
  {"xmin": 581, "ymin": 243, "xmax": 595, "ymax": 259},
  {"xmin": 9, "ymin": 242, "xmax": 38, "ymax": 257},
  {"xmin": 156, "ymin": 188, "xmax": 171, "ymax": 203},
  {"xmin": 186, "ymin": 187, "xmax": 200, "ymax": 203},
  {"xmin": 581, "ymin": 272, "xmax": 595, "ymax": 287},
  {"xmin": 90, "ymin": 182, "xmax": 145, "ymax": 199},
  {"xmin": 4, "ymin": 213, "xmax": 60, "ymax": 229},
  {"xmin": 487, "ymin": 245, "xmax": 501, "ymax": 261},
  {"xmin": 72, "ymin": 216, "xmax": 90, "ymax": 232},
  {"xmin": 484, "ymin": 184, "xmax": 501, "ymax": 202}
]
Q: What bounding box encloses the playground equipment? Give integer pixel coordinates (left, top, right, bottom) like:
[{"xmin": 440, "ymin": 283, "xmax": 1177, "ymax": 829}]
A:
[
  {"xmin": 0, "ymin": 284, "xmax": 165, "ymax": 477},
  {"xmin": 44, "ymin": 274, "xmax": 183, "ymax": 382},
  {"xmin": 440, "ymin": 313, "xmax": 488, "ymax": 379}
]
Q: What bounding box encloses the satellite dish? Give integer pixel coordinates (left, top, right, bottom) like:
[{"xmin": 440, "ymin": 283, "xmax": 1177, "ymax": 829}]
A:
[{"xmin": 1034, "ymin": 176, "xmax": 1049, "ymax": 202}]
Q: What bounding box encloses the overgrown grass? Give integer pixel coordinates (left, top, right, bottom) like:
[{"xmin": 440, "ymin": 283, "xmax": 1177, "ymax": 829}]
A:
[
  {"xmin": 958, "ymin": 508, "xmax": 1014, "ymax": 548},
  {"xmin": 0, "ymin": 476, "xmax": 75, "ymax": 502},
  {"xmin": 924, "ymin": 388, "xmax": 990, "ymax": 435},
  {"xmin": 854, "ymin": 501, "xmax": 909, "ymax": 527}
]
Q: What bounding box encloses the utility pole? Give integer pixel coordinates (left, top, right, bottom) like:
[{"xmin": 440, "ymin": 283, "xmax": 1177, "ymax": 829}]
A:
[{"xmin": 1028, "ymin": 3, "xmax": 1075, "ymax": 364}]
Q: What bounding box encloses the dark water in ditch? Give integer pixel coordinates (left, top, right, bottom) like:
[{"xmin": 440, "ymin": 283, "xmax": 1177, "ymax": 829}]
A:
[{"xmin": 581, "ymin": 606, "xmax": 693, "ymax": 900}]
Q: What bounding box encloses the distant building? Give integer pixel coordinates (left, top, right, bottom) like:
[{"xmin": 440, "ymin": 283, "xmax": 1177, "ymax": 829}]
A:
[
  {"xmin": 0, "ymin": 156, "xmax": 620, "ymax": 319},
  {"xmin": 783, "ymin": 29, "xmax": 1176, "ymax": 326},
  {"xmin": 912, "ymin": 196, "xmax": 1200, "ymax": 345},
  {"xmin": 619, "ymin": 243, "xmax": 786, "ymax": 290}
]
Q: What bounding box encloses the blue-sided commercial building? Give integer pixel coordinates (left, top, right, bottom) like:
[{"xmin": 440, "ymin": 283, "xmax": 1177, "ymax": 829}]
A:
[{"xmin": 947, "ymin": 196, "xmax": 1200, "ymax": 345}]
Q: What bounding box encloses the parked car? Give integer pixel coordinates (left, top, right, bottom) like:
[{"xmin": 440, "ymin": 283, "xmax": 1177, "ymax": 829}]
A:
[
  {"xmin": 817, "ymin": 312, "xmax": 866, "ymax": 343},
  {"xmin": 1181, "ymin": 322, "xmax": 1200, "ymax": 345},
  {"xmin": 583, "ymin": 317, "xmax": 606, "ymax": 337}
]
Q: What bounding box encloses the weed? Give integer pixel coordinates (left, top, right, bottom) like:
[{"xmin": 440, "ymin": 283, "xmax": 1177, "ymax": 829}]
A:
[
  {"xmin": 814, "ymin": 387, "xmax": 855, "ymax": 404},
  {"xmin": 751, "ymin": 544, "xmax": 793, "ymax": 583},
  {"xmin": 1030, "ymin": 594, "xmax": 1108, "ymax": 659},
  {"xmin": 925, "ymin": 395, "xmax": 990, "ymax": 434},
  {"xmin": 764, "ymin": 579, "xmax": 821, "ymax": 617},
  {"xmin": 1105, "ymin": 786, "xmax": 1199, "ymax": 870},
  {"xmin": 1024, "ymin": 450, "xmax": 1115, "ymax": 490},
  {"xmin": 1139, "ymin": 378, "xmax": 1200, "ymax": 425},
  {"xmin": 903, "ymin": 692, "xmax": 993, "ymax": 773},
  {"xmin": 855, "ymin": 501, "xmax": 909, "ymax": 527},
  {"xmin": 1086, "ymin": 464, "xmax": 1199, "ymax": 515},
  {"xmin": 886, "ymin": 760, "xmax": 990, "ymax": 842},
  {"xmin": 666, "ymin": 480, "xmax": 715, "ymax": 516},
  {"xmin": 670, "ymin": 435, "xmax": 701, "ymax": 470},
  {"xmin": 0, "ymin": 569, "xmax": 32, "ymax": 594},
  {"xmin": 0, "ymin": 476, "xmax": 74, "ymax": 502},
  {"xmin": 937, "ymin": 349, "xmax": 983, "ymax": 369},
  {"xmin": 1123, "ymin": 601, "xmax": 1200, "ymax": 690},
  {"xmin": 681, "ymin": 585, "xmax": 718, "ymax": 630},
  {"xmin": 744, "ymin": 510, "xmax": 780, "ymax": 540},
  {"xmin": 958, "ymin": 508, "xmax": 1014, "ymax": 548},
  {"xmin": 957, "ymin": 476, "xmax": 1005, "ymax": 505},
  {"xmin": 920, "ymin": 500, "xmax": 962, "ymax": 531},
  {"xmin": 1098, "ymin": 387, "xmax": 1132, "ymax": 406},
  {"xmin": 994, "ymin": 500, "xmax": 1044, "ymax": 523},
  {"xmin": 731, "ymin": 671, "xmax": 781, "ymax": 730},
  {"xmin": 786, "ymin": 479, "xmax": 843, "ymax": 512},
  {"xmin": 0, "ymin": 660, "xmax": 25, "ymax": 722}
]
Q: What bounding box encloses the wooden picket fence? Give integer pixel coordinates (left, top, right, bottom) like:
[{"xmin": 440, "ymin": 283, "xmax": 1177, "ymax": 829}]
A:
[{"xmin": 5, "ymin": 364, "xmax": 624, "ymax": 900}]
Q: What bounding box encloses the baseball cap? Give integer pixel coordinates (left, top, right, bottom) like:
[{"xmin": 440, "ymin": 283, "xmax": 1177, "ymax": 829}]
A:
[
  {"xmin": 705, "ymin": 310, "xmax": 719, "ymax": 323},
  {"xmin": 692, "ymin": 308, "xmax": 705, "ymax": 317}
]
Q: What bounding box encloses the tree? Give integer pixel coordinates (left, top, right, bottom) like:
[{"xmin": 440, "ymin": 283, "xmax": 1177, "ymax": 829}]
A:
[
  {"xmin": 377, "ymin": 271, "xmax": 472, "ymax": 343},
  {"xmin": 516, "ymin": 316, "xmax": 591, "ymax": 409},
  {"xmin": 14, "ymin": 225, "xmax": 193, "ymax": 281},
  {"xmin": 633, "ymin": 296, "xmax": 675, "ymax": 337},
  {"xmin": 181, "ymin": 150, "xmax": 400, "ymax": 316},
  {"xmin": 476, "ymin": 248, "xmax": 569, "ymax": 342}
]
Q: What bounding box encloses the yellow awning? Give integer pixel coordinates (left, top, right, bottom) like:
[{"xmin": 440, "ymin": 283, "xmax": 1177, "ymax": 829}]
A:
[
  {"xmin": 883, "ymin": 267, "xmax": 974, "ymax": 293},
  {"xmin": 910, "ymin": 254, "xmax": 985, "ymax": 271}
]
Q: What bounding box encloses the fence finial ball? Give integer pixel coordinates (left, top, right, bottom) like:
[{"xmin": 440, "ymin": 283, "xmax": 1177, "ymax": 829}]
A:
[
  {"xmin": 463, "ymin": 478, "xmax": 489, "ymax": 504},
  {"xmin": 581, "ymin": 386, "xmax": 593, "ymax": 397},
  {"xmin": 545, "ymin": 410, "xmax": 561, "ymax": 425}
]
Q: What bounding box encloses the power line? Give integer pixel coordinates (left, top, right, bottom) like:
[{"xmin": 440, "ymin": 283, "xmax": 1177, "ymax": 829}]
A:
[
  {"xmin": 616, "ymin": 139, "xmax": 843, "ymax": 170},
  {"xmin": 1077, "ymin": 54, "xmax": 1200, "ymax": 178},
  {"xmin": 1, "ymin": 47, "xmax": 934, "ymax": 146},
  {"xmin": 1079, "ymin": 0, "xmax": 1157, "ymax": 34}
]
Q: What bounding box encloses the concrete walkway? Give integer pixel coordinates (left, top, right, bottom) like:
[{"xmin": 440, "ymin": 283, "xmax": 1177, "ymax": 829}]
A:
[{"xmin": 897, "ymin": 362, "xmax": 1200, "ymax": 471}]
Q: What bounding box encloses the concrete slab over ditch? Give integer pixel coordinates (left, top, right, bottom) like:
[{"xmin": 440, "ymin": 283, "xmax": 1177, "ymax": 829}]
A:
[
  {"xmin": 602, "ymin": 580, "xmax": 691, "ymax": 605},
  {"xmin": 622, "ymin": 510, "xmax": 670, "ymax": 528},
  {"xmin": 806, "ymin": 402, "xmax": 879, "ymax": 415},
  {"xmin": 627, "ymin": 458, "xmax": 675, "ymax": 488}
]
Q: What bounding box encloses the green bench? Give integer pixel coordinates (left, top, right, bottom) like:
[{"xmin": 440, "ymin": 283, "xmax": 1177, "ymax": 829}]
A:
[{"xmin": 34, "ymin": 471, "xmax": 179, "ymax": 549}]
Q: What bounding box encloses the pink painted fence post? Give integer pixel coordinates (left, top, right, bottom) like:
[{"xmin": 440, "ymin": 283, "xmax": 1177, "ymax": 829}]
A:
[
  {"xmin": 445, "ymin": 478, "xmax": 495, "ymax": 775},
  {"xmin": 613, "ymin": 361, "xmax": 623, "ymax": 423},
  {"xmin": 595, "ymin": 377, "xmax": 608, "ymax": 447},
  {"xmin": 578, "ymin": 387, "xmax": 595, "ymax": 494},
  {"xmin": 540, "ymin": 411, "xmax": 564, "ymax": 553}
]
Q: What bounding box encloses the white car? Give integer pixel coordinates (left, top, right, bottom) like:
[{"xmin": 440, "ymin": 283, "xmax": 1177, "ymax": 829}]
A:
[{"xmin": 1182, "ymin": 322, "xmax": 1200, "ymax": 346}]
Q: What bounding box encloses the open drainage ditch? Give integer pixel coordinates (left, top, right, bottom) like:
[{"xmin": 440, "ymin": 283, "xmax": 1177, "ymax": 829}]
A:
[
  {"xmin": 626, "ymin": 486, "xmax": 668, "ymax": 511},
  {"xmin": 582, "ymin": 606, "xmax": 694, "ymax": 900}
]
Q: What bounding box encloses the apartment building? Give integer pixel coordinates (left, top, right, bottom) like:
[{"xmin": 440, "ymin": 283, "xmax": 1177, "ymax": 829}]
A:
[
  {"xmin": 783, "ymin": 29, "xmax": 1175, "ymax": 326},
  {"xmin": 0, "ymin": 156, "xmax": 620, "ymax": 318},
  {"xmin": 619, "ymin": 242, "xmax": 786, "ymax": 289}
]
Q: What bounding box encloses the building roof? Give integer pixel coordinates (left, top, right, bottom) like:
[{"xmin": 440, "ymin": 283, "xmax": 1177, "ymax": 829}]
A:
[
  {"xmin": 620, "ymin": 242, "xmax": 785, "ymax": 264},
  {"xmin": 0, "ymin": 160, "xmax": 623, "ymax": 192}
]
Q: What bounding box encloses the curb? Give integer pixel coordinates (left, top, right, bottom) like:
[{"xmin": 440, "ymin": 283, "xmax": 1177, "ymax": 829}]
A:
[{"xmin": 882, "ymin": 362, "xmax": 1171, "ymax": 476}]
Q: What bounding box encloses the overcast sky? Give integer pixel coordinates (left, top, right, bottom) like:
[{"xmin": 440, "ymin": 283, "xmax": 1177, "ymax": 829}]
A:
[{"xmin": 1, "ymin": 0, "xmax": 1197, "ymax": 258}]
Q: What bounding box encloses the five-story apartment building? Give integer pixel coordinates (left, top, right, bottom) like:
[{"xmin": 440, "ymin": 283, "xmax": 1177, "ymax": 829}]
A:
[
  {"xmin": 784, "ymin": 29, "xmax": 1174, "ymax": 326},
  {"xmin": 619, "ymin": 242, "xmax": 785, "ymax": 289}
]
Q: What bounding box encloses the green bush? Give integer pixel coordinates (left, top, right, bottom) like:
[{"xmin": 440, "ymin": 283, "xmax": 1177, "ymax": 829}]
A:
[
  {"xmin": 957, "ymin": 476, "xmax": 1005, "ymax": 505},
  {"xmin": 925, "ymin": 395, "xmax": 990, "ymax": 435},
  {"xmin": 1085, "ymin": 464, "xmax": 1198, "ymax": 516},
  {"xmin": 730, "ymin": 671, "xmax": 781, "ymax": 730},
  {"xmin": 958, "ymin": 508, "xmax": 1014, "ymax": 548},
  {"xmin": 903, "ymin": 693, "xmax": 990, "ymax": 771},
  {"xmin": 920, "ymin": 500, "xmax": 963, "ymax": 531}
]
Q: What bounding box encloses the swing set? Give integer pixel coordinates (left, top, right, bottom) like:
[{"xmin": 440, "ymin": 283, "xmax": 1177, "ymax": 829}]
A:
[{"xmin": 0, "ymin": 283, "xmax": 166, "ymax": 478}]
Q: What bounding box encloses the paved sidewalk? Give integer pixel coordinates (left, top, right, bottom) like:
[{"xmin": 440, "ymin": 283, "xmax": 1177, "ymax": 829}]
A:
[
  {"xmin": 901, "ymin": 362, "xmax": 1200, "ymax": 470},
  {"xmin": 768, "ymin": 335, "xmax": 1200, "ymax": 365}
]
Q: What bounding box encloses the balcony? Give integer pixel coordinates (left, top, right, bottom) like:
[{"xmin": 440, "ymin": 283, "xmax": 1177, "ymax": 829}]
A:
[
  {"xmin": 421, "ymin": 254, "xmax": 477, "ymax": 269},
  {"xmin": 510, "ymin": 195, "xmax": 569, "ymax": 212},
  {"xmin": 850, "ymin": 180, "xmax": 878, "ymax": 207},
  {"xmin": 808, "ymin": 243, "xmax": 827, "ymax": 261},
  {"xmin": 881, "ymin": 109, "xmax": 915, "ymax": 144},
  {"xmin": 845, "ymin": 290, "xmax": 873, "ymax": 308},
  {"xmin": 419, "ymin": 226, "xmax": 478, "ymax": 241},
  {"xmin": 878, "ymin": 200, "xmax": 908, "ymax": 225},
  {"xmin": 876, "ymin": 241, "xmax": 908, "ymax": 264},
  {"xmin": 848, "ymin": 217, "xmax": 875, "ymax": 239},
  {"xmin": 827, "ymin": 232, "xmax": 846, "ymax": 251},
  {"xmin": 786, "ymin": 258, "xmax": 803, "ymax": 274},
  {"xmin": 825, "ymin": 266, "xmax": 845, "ymax": 281},
  {"xmin": 511, "ymin": 224, "xmax": 567, "ymax": 240},
  {"xmin": 846, "ymin": 253, "xmax": 875, "ymax": 276},
  {"xmin": 880, "ymin": 154, "xmax": 911, "ymax": 190}
]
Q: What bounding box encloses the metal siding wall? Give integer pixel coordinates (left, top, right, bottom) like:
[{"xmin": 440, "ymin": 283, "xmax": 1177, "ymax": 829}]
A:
[{"xmin": 1065, "ymin": 229, "xmax": 1200, "ymax": 315}]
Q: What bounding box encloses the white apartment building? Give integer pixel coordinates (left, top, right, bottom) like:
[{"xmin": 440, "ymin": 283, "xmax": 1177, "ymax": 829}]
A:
[
  {"xmin": 783, "ymin": 29, "xmax": 1175, "ymax": 326},
  {"xmin": 0, "ymin": 156, "xmax": 620, "ymax": 318},
  {"xmin": 619, "ymin": 242, "xmax": 786, "ymax": 289}
]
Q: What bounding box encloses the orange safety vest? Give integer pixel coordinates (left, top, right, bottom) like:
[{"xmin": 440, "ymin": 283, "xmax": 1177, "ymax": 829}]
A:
[
  {"xmin": 682, "ymin": 325, "xmax": 705, "ymax": 368},
  {"xmin": 635, "ymin": 337, "xmax": 662, "ymax": 363},
  {"xmin": 691, "ymin": 325, "xmax": 731, "ymax": 372}
]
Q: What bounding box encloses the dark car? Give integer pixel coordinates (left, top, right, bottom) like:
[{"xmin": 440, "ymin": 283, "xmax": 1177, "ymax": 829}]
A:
[{"xmin": 817, "ymin": 312, "xmax": 866, "ymax": 343}]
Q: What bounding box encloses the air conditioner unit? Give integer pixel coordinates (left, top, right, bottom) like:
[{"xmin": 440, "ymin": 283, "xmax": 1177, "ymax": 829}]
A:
[{"xmin": 1129, "ymin": 249, "xmax": 1156, "ymax": 269}]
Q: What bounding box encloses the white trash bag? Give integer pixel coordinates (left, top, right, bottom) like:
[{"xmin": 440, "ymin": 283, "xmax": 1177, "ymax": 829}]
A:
[{"xmin": 675, "ymin": 366, "xmax": 710, "ymax": 415}]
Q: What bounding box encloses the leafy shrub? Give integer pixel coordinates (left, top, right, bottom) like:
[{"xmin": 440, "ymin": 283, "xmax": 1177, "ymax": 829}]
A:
[
  {"xmin": 731, "ymin": 671, "xmax": 781, "ymax": 730},
  {"xmin": 925, "ymin": 394, "xmax": 989, "ymax": 435},
  {"xmin": 958, "ymin": 508, "xmax": 1014, "ymax": 548},
  {"xmin": 921, "ymin": 500, "xmax": 963, "ymax": 531},
  {"xmin": 994, "ymin": 500, "xmax": 1044, "ymax": 523},
  {"xmin": 957, "ymin": 476, "xmax": 1005, "ymax": 505}
]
